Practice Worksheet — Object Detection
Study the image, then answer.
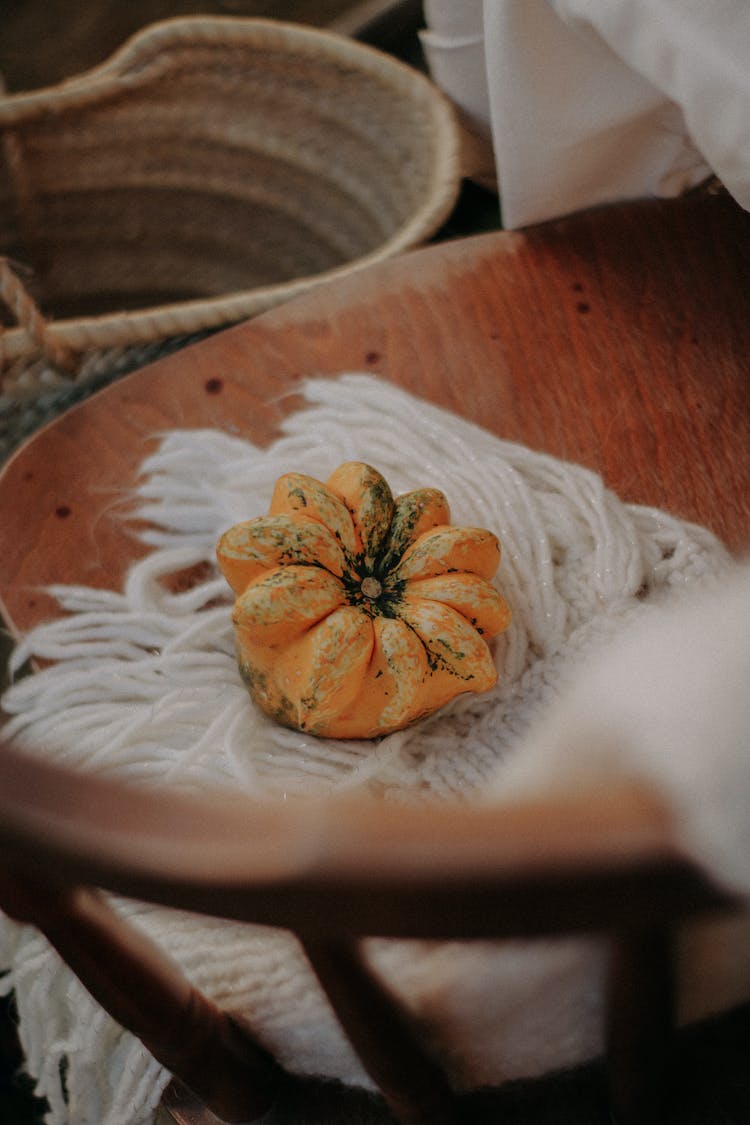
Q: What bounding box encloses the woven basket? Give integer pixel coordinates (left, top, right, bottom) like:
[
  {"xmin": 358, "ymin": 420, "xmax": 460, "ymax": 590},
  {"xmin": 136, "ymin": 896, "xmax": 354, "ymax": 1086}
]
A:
[{"xmin": 0, "ymin": 16, "xmax": 462, "ymax": 397}]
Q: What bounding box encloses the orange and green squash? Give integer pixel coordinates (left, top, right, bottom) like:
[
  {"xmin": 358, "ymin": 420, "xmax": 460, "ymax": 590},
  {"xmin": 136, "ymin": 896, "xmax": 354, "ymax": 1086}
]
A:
[{"xmin": 217, "ymin": 462, "xmax": 511, "ymax": 739}]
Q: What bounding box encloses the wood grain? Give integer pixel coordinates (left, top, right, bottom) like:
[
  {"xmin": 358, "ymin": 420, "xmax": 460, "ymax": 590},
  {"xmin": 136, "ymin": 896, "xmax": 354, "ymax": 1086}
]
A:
[
  {"xmin": 1, "ymin": 187, "xmax": 748, "ymax": 639},
  {"xmin": 0, "ymin": 736, "xmax": 729, "ymax": 938}
]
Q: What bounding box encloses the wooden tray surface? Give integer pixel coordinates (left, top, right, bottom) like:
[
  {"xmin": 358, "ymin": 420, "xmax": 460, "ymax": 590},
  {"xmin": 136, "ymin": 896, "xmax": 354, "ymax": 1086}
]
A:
[{"xmin": 1, "ymin": 188, "xmax": 749, "ymax": 637}]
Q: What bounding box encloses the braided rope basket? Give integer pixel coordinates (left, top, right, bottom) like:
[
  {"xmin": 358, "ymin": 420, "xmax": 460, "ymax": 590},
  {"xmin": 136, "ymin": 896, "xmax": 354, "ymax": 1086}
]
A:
[{"xmin": 0, "ymin": 16, "xmax": 462, "ymax": 398}]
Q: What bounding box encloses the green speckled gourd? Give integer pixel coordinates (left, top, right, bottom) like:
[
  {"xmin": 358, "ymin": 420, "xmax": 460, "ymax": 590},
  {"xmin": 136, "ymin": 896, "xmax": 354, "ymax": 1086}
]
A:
[{"xmin": 217, "ymin": 462, "xmax": 511, "ymax": 738}]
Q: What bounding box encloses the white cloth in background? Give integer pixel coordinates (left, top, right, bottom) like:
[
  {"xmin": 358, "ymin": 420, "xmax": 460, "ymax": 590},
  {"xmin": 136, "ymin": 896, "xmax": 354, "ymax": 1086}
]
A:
[
  {"xmin": 421, "ymin": 1, "xmax": 491, "ymax": 141},
  {"xmin": 421, "ymin": 0, "xmax": 750, "ymax": 228}
]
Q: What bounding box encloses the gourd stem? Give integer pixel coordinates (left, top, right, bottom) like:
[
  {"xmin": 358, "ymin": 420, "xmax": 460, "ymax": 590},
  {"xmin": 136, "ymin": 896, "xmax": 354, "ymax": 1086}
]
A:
[{"xmin": 361, "ymin": 576, "xmax": 383, "ymax": 599}]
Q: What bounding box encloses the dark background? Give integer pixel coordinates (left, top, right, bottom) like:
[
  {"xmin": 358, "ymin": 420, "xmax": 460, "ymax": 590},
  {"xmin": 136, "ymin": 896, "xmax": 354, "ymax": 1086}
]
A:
[{"xmin": 0, "ymin": 0, "xmax": 424, "ymax": 92}]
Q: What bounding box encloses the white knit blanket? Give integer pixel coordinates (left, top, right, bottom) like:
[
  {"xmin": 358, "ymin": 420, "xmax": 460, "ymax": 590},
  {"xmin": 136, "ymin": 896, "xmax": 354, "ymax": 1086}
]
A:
[{"xmin": 2, "ymin": 374, "xmax": 749, "ymax": 1125}]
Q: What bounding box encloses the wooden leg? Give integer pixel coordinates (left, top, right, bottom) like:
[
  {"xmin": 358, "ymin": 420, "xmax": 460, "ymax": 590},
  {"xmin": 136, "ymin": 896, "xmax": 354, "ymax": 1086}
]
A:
[
  {"xmin": 0, "ymin": 872, "xmax": 281, "ymax": 1124},
  {"xmin": 303, "ymin": 938, "xmax": 460, "ymax": 1125},
  {"xmin": 606, "ymin": 927, "xmax": 675, "ymax": 1125}
]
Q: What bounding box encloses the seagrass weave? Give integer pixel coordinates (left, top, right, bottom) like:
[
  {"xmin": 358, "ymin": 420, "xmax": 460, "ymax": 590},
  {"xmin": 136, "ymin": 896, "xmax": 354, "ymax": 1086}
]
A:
[{"xmin": 0, "ymin": 16, "xmax": 461, "ymax": 392}]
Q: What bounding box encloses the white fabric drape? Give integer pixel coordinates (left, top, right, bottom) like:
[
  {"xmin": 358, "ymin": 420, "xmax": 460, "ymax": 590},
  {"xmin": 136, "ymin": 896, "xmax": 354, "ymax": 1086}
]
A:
[{"xmin": 421, "ymin": 0, "xmax": 750, "ymax": 228}]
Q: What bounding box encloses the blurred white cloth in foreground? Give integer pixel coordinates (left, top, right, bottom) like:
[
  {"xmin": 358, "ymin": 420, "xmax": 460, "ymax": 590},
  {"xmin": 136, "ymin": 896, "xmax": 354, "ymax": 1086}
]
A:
[
  {"xmin": 490, "ymin": 560, "xmax": 750, "ymax": 1033},
  {"xmin": 494, "ymin": 563, "xmax": 750, "ymax": 899},
  {"xmin": 421, "ymin": 0, "xmax": 750, "ymax": 228}
]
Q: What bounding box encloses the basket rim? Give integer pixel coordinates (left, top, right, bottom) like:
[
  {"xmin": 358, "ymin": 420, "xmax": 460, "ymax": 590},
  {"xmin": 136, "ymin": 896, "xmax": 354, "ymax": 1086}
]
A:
[
  {"xmin": 0, "ymin": 15, "xmax": 464, "ymax": 368},
  {"xmin": 1, "ymin": 15, "xmax": 453, "ymax": 120}
]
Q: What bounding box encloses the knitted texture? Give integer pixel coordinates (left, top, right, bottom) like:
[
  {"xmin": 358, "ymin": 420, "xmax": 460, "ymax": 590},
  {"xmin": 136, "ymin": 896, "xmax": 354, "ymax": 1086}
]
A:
[{"xmin": 0, "ymin": 373, "xmax": 739, "ymax": 1124}]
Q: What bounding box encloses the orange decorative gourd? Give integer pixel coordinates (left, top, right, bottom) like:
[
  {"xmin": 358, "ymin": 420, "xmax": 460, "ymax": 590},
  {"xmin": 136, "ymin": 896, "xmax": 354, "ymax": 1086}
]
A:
[{"xmin": 217, "ymin": 462, "xmax": 511, "ymax": 739}]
